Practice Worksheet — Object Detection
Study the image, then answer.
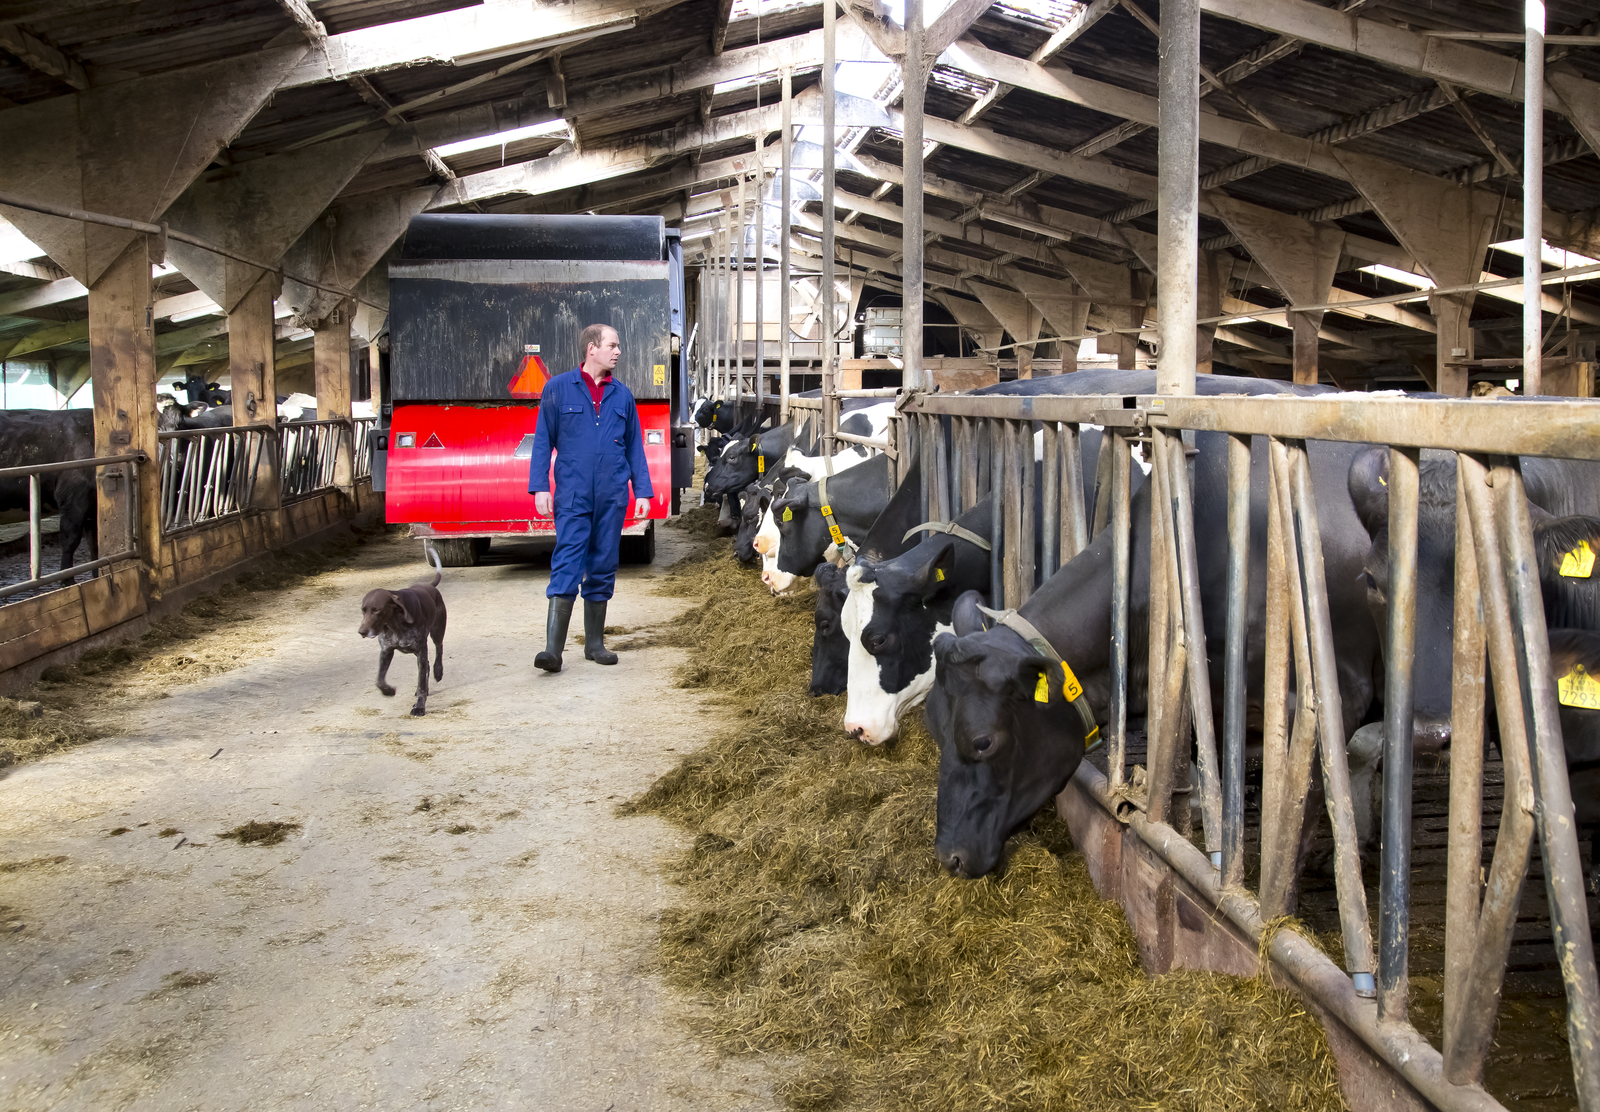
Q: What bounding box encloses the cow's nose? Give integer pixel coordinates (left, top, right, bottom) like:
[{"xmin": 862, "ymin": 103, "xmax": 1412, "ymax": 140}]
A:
[
  {"xmin": 1413, "ymin": 716, "xmax": 1452, "ymax": 754},
  {"xmin": 941, "ymin": 850, "xmax": 966, "ymax": 876},
  {"xmin": 753, "ymin": 536, "xmax": 771, "ymax": 555},
  {"xmin": 845, "ymin": 724, "xmax": 865, "ymax": 740}
]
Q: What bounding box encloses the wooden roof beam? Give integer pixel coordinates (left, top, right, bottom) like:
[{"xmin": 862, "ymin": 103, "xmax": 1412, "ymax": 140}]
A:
[{"xmin": 0, "ymin": 23, "xmax": 88, "ymax": 91}]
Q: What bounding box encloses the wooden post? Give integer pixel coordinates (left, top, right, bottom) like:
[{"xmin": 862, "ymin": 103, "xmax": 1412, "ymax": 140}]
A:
[
  {"xmin": 87, "ymin": 237, "xmax": 160, "ymax": 573},
  {"xmin": 314, "ymin": 301, "xmax": 355, "ymax": 496},
  {"xmin": 229, "ymin": 272, "xmax": 282, "ymax": 511}
]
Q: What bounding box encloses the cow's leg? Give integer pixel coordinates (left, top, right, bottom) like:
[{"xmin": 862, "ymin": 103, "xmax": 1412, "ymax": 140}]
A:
[
  {"xmin": 1346, "ymin": 722, "xmax": 1385, "ymax": 855},
  {"xmin": 432, "ymin": 627, "xmax": 444, "ymax": 681},
  {"xmin": 377, "ymin": 647, "xmax": 396, "ymax": 696},
  {"xmin": 411, "ymin": 644, "xmax": 430, "ymax": 716}
]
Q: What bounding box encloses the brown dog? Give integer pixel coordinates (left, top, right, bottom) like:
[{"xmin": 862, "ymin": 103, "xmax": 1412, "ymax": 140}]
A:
[{"xmin": 358, "ymin": 546, "xmax": 447, "ymax": 716}]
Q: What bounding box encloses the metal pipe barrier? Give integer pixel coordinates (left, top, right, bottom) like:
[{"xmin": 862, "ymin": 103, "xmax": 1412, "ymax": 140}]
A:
[
  {"xmin": 279, "ymin": 419, "xmax": 349, "ymax": 502},
  {"xmin": 157, "ymin": 426, "xmax": 268, "ymax": 534},
  {"xmin": 897, "ymin": 388, "xmax": 1600, "ymax": 1112},
  {"xmin": 0, "ymin": 452, "xmax": 144, "ymax": 602},
  {"xmin": 353, "ymin": 417, "xmax": 376, "ymax": 482}
]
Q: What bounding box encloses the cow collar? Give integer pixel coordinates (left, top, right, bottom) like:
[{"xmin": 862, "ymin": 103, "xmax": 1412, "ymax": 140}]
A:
[
  {"xmin": 816, "ymin": 473, "xmax": 860, "ymax": 564},
  {"xmin": 903, "ymin": 520, "xmax": 992, "ymax": 551},
  {"xmin": 976, "ymin": 605, "xmax": 1101, "ymax": 750}
]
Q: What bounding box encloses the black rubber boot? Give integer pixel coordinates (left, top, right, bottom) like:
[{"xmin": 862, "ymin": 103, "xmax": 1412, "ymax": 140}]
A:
[
  {"xmin": 535, "ymin": 595, "xmax": 575, "ymax": 672},
  {"xmin": 583, "ymin": 599, "xmax": 618, "ymax": 665}
]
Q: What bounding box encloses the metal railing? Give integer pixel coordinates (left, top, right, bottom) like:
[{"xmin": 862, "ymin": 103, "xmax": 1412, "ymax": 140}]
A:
[
  {"xmin": 892, "ymin": 389, "xmax": 1600, "ymax": 1112},
  {"xmin": 280, "ymin": 418, "xmax": 348, "ymax": 502},
  {"xmin": 0, "ymin": 452, "xmax": 143, "ymax": 602},
  {"xmin": 352, "ymin": 417, "xmax": 375, "ymax": 481},
  {"xmin": 157, "ymin": 426, "xmax": 268, "ymax": 534}
]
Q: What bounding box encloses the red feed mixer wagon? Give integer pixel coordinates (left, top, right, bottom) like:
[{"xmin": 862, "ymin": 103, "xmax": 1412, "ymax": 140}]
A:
[{"xmin": 374, "ymin": 214, "xmax": 691, "ymax": 566}]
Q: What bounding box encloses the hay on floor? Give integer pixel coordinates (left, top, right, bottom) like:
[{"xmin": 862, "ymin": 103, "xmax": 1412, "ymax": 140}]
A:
[{"xmin": 627, "ymin": 544, "xmax": 1346, "ymax": 1112}]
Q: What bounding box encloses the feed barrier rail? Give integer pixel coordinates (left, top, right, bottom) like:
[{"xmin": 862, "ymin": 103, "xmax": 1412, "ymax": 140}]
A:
[
  {"xmin": 279, "ymin": 419, "xmax": 349, "ymax": 503},
  {"xmin": 353, "ymin": 417, "xmax": 376, "ymax": 482},
  {"xmin": 893, "ymin": 390, "xmax": 1600, "ymax": 1112},
  {"xmin": 157, "ymin": 426, "xmax": 268, "ymax": 535},
  {"xmin": 0, "ymin": 452, "xmax": 144, "ymax": 601}
]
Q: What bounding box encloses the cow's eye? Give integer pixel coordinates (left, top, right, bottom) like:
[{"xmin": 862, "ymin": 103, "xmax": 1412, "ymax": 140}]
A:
[
  {"xmin": 1363, "ymin": 572, "xmax": 1377, "ymax": 590},
  {"xmin": 972, "ymin": 736, "xmax": 993, "ymax": 753},
  {"xmin": 863, "ymin": 631, "xmax": 889, "ymax": 653}
]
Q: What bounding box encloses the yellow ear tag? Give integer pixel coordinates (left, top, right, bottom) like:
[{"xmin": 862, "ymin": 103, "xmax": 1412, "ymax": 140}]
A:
[
  {"xmin": 1379, "ymin": 476, "xmax": 1387, "ymax": 486},
  {"xmin": 757, "ymin": 455, "xmax": 765, "ymax": 474},
  {"xmin": 782, "ymin": 506, "xmax": 793, "ymax": 522},
  {"xmin": 935, "ymin": 567, "xmax": 945, "ymax": 581},
  {"xmin": 1559, "ymin": 539, "xmax": 1595, "ymax": 578},
  {"xmin": 1559, "ymin": 664, "xmax": 1600, "ymax": 710},
  {"xmin": 1059, "ymin": 661, "xmax": 1085, "ymax": 702},
  {"xmin": 1034, "ymin": 671, "xmax": 1050, "ymax": 703}
]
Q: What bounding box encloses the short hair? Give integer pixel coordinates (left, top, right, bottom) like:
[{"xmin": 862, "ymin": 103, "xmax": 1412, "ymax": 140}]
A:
[{"xmin": 579, "ymin": 323, "xmax": 616, "ymax": 359}]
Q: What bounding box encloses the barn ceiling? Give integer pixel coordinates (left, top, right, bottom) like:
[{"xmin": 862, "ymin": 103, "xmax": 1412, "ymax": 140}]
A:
[{"xmin": 2, "ymin": 0, "xmax": 1598, "ymax": 387}]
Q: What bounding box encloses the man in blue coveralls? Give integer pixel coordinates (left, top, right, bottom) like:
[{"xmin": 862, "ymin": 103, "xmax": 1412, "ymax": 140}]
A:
[{"xmin": 529, "ymin": 323, "xmax": 653, "ymax": 672}]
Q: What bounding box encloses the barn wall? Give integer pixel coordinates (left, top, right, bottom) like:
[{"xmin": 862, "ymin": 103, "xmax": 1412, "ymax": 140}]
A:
[{"xmin": 0, "ymin": 481, "xmax": 379, "ymax": 693}]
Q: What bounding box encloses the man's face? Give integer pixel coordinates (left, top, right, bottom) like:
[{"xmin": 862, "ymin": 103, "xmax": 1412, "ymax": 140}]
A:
[{"xmin": 586, "ymin": 329, "xmax": 621, "ymax": 375}]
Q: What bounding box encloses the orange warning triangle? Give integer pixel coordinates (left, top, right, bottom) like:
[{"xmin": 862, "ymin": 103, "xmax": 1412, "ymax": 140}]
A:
[
  {"xmin": 421, "ymin": 432, "xmax": 444, "ymax": 448},
  {"xmin": 508, "ymin": 353, "xmax": 549, "ymax": 398}
]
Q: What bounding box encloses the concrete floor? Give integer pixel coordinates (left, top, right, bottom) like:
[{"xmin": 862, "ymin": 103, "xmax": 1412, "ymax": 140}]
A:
[{"xmin": 0, "ymin": 524, "xmax": 773, "ymax": 1111}]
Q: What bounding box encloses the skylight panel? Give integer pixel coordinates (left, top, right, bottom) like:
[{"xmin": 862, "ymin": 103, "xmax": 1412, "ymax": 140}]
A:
[
  {"xmin": 1491, "ymin": 238, "xmax": 1600, "ymax": 269},
  {"xmin": 990, "ymin": 0, "xmax": 1084, "ymax": 32},
  {"xmin": 433, "ymin": 119, "xmax": 571, "ymax": 158}
]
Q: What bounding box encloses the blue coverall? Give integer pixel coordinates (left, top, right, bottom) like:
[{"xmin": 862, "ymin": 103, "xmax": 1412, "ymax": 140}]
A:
[{"xmin": 528, "ymin": 368, "xmax": 654, "ymax": 602}]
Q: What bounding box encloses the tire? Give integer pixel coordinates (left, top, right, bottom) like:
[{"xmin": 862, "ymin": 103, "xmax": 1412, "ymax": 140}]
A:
[
  {"xmin": 430, "ymin": 538, "xmax": 480, "ymax": 567},
  {"xmin": 620, "ymin": 522, "xmax": 656, "ymax": 565}
]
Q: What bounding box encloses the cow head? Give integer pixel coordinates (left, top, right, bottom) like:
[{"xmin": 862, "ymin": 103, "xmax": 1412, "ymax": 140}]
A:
[
  {"xmin": 735, "ymin": 479, "xmax": 785, "ymax": 564},
  {"xmin": 841, "ymin": 540, "xmax": 959, "ymax": 745},
  {"xmin": 762, "ymin": 489, "xmax": 811, "ymax": 594},
  {"xmin": 927, "ymin": 591, "xmax": 1091, "ymax": 878},
  {"xmin": 811, "ymin": 562, "xmax": 850, "ymax": 696}
]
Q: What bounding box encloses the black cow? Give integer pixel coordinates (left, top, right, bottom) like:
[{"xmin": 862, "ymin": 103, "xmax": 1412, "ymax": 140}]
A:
[
  {"xmin": 761, "ymin": 453, "xmax": 896, "ymax": 594},
  {"xmin": 0, "ymin": 409, "xmax": 98, "ymax": 574},
  {"xmin": 1549, "ymin": 628, "xmax": 1600, "ymax": 894},
  {"xmin": 928, "ymin": 373, "xmax": 1373, "ymax": 878},
  {"xmin": 177, "ymin": 404, "xmax": 234, "ymax": 430},
  {"xmin": 1345, "ymin": 447, "xmax": 1600, "ymax": 846},
  {"xmin": 178, "ymin": 371, "xmax": 229, "ymax": 407},
  {"xmin": 808, "ymin": 457, "xmax": 929, "ymax": 696}
]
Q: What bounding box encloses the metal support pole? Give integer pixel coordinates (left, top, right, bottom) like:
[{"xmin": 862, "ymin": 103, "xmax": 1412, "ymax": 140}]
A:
[
  {"xmin": 821, "ymin": 0, "xmax": 837, "ymax": 455},
  {"xmin": 1155, "ymin": 0, "xmax": 1199, "ymax": 397},
  {"xmin": 1378, "ymin": 446, "xmax": 1420, "ymax": 1023},
  {"xmin": 903, "ymin": 0, "xmax": 925, "ymax": 395},
  {"xmin": 1221, "ymin": 433, "xmax": 1250, "ymax": 886},
  {"xmin": 27, "ymin": 472, "xmax": 41, "ymax": 583},
  {"xmin": 780, "ymin": 67, "xmax": 793, "ymax": 423},
  {"xmin": 754, "ymin": 140, "xmax": 766, "ymax": 416},
  {"xmin": 735, "ymin": 173, "xmax": 747, "ymax": 414},
  {"xmin": 1524, "ymin": 0, "xmax": 1545, "ymax": 397}
]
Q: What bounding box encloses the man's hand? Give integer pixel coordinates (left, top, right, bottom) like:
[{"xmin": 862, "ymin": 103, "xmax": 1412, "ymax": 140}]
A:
[
  {"xmin": 634, "ymin": 497, "xmax": 651, "ymax": 521},
  {"xmin": 534, "ymin": 491, "xmax": 552, "ymax": 518}
]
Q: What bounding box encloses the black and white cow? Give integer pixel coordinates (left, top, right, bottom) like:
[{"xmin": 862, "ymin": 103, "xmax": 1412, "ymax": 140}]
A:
[
  {"xmin": 758, "ymin": 454, "xmax": 896, "ymax": 594},
  {"xmin": 928, "ymin": 373, "xmax": 1372, "ymax": 878},
  {"xmin": 838, "ymin": 428, "xmax": 1123, "ymax": 746},
  {"xmin": 809, "ymin": 458, "xmax": 930, "ymax": 696}
]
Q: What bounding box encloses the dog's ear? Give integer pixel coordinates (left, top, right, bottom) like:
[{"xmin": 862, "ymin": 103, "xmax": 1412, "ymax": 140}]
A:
[{"xmin": 392, "ymin": 590, "xmax": 416, "ymax": 624}]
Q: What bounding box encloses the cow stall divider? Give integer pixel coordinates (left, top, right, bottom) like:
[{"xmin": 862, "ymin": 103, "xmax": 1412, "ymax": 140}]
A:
[
  {"xmin": 888, "ymin": 389, "xmax": 1600, "ymax": 1112},
  {"xmin": 0, "ymin": 452, "xmax": 143, "ymax": 602}
]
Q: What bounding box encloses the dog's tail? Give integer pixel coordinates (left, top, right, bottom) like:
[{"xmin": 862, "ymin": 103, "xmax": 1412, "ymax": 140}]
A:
[{"xmin": 424, "ymin": 542, "xmax": 443, "ymax": 587}]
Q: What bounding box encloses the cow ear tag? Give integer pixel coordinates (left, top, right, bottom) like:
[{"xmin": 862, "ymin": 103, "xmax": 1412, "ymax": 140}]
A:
[
  {"xmin": 935, "ymin": 567, "xmax": 945, "ymax": 581},
  {"xmin": 1034, "ymin": 671, "xmax": 1050, "ymax": 704},
  {"xmin": 1559, "ymin": 539, "xmax": 1596, "ymax": 578},
  {"xmin": 782, "ymin": 506, "xmax": 793, "ymax": 522},
  {"xmin": 1559, "ymin": 663, "xmax": 1600, "ymax": 710}
]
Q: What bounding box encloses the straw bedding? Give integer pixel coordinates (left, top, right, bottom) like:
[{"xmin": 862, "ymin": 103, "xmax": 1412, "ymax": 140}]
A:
[{"xmin": 626, "ymin": 542, "xmax": 1346, "ymax": 1112}]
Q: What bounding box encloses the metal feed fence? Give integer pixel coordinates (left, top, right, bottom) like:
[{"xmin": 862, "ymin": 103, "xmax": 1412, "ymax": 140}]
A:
[
  {"xmin": 279, "ymin": 419, "xmax": 347, "ymax": 503},
  {"xmin": 889, "ymin": 390, "xmax": 1600, "ymax": 1112},
  {"xmin": 352, "ymin": 417, "xmax": 375, "ymax": 481},
  {"xmin": 157, "ymin": 426, "xmax": 268, "ymax": 534},
  {"xmin": 0, "ymin": 451, "xmax": 143, "ymax": 602}
]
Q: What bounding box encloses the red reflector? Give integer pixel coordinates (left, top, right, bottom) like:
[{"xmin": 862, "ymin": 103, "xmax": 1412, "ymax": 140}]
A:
[
  {"xmin": 508, "ymin": 353, "xmax": 549, "ymax": 398},
  {"xmin": 421, "ymin": 432, "xmax": 444, "ymax": 448}
]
